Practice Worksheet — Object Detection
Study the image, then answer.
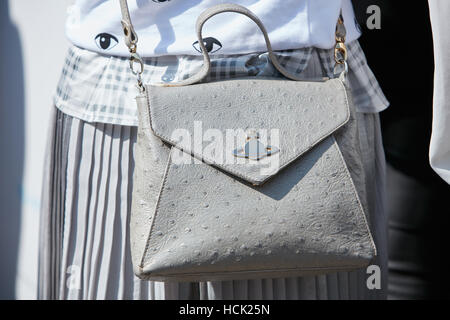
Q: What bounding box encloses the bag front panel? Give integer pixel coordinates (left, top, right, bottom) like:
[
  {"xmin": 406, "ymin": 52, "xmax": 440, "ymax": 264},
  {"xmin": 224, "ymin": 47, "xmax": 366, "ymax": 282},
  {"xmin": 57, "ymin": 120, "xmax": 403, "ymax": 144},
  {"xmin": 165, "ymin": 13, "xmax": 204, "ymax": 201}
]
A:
[{"xmin": 137, "ymin": 136, "xmax": 375, "ymax": 281}]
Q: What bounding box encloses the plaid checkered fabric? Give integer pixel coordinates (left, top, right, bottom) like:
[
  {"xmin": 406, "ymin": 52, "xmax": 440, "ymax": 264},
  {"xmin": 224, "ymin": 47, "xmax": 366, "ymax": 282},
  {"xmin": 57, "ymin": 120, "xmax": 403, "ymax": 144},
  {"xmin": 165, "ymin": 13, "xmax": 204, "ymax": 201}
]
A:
[{"xmin": 54, "ymin": 41, "xmax": 388, "ymax": 126}]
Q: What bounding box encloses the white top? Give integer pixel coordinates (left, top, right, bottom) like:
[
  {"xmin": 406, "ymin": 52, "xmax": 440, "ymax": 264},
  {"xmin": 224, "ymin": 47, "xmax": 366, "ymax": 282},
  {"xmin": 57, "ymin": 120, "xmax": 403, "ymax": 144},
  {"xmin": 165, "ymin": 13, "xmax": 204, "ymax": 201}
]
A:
[
  {"xmin": 66, "ymin": 0, "xmax": 361, "ymax": 57},
  {"xmin": 428, "ymin": 1, "xmax": 450, "ymax": 185}
]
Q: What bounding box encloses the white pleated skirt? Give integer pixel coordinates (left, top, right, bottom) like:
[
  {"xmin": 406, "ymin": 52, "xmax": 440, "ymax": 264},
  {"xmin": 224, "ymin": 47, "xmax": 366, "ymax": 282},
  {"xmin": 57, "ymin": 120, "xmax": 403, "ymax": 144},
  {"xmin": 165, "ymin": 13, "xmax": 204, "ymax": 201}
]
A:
[{"xmin": 38, "ymin": 46, "xmax": 388, "ymax": 300}]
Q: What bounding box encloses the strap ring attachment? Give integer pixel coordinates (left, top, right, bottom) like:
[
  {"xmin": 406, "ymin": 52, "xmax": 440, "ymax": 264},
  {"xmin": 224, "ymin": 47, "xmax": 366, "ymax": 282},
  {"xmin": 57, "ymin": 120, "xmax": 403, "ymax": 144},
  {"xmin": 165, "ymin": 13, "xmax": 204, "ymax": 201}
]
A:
[
  {"xmin": 122, "ymin": 20, "xmax": 145, "ymax": 92},
  {"xmin": 129, "ymin": 52, "xmax": 145, "ymax": 92}
]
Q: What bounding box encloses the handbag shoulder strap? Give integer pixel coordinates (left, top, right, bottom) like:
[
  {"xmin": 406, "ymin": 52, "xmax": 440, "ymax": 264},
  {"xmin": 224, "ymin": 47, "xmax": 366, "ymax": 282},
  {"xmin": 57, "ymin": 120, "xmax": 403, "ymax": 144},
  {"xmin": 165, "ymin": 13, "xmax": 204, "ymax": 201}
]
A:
[{"xmin": 119, "ymin": 1, "xmax": 348, "ymax": 88}]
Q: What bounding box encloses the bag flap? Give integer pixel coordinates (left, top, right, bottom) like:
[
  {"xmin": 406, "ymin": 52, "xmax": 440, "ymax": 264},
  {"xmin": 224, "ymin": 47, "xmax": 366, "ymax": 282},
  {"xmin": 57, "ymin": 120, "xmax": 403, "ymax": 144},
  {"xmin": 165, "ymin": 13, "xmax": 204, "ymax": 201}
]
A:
[{"xmin": 145, "ymin": 78, "xmax": 350, "ymax": 185}]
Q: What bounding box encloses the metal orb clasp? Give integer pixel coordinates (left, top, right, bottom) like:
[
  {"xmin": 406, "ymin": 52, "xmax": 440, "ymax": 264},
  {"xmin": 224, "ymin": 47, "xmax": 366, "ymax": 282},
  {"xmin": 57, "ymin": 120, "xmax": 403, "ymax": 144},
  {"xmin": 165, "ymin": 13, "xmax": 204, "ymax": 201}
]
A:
[{"xmin": 232, "ymin": 130, "xmax": 280, "ymax": 161}]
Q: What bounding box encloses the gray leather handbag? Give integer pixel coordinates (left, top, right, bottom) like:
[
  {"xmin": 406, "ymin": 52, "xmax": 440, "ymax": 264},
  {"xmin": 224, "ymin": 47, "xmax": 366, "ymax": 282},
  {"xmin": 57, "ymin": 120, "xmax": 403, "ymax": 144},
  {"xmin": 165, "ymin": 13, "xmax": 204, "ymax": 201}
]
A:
[{"xmin": 120, "ymin": 1, "xmax": 376, "ymax": 281}]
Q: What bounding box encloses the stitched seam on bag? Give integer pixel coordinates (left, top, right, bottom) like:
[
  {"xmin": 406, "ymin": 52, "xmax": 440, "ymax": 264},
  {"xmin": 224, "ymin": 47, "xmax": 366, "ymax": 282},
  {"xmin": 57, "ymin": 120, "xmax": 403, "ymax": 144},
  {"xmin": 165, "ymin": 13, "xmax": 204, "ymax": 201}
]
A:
[
  {"xmin": 334, "ymin": 79, "xmax": 377, "ymax": 257},
  {"xmin": 331, "ymin": 135, "xmax": 377, "ymax": 258},
  {"xmin": 140, "ymin": 264, "xmax": 369, "ymax": 279},
  {"xmin": 145, "ymin": 78, "xmax": 351, "ymax": 185},
  {"xmin": 139, "ymin": 146, "xmax": 174, "ymax": 269}
]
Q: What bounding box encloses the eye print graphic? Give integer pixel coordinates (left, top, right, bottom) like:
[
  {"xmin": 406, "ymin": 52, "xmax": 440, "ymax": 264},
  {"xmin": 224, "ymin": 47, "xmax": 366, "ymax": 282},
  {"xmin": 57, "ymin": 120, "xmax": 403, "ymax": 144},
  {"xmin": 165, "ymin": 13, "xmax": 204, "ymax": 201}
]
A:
[
  {"xmin": 192, "ymin": 37, "xmax": 222, "ymax": 54},
  {"xmin": 152, "ymin": 0, "xmax": 171, "ymax": 2},
  {"xmin": 94, "ymin": 33, "xmax": 119, "ymax": 50}
]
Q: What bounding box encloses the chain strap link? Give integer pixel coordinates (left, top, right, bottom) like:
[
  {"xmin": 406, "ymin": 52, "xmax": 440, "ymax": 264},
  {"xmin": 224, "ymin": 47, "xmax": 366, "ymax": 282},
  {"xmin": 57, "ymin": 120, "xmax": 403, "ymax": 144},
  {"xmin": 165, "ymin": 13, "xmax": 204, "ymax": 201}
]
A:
[{"xmin": 333, "ymin": 14, "xmax": 348, "ymax": 78}]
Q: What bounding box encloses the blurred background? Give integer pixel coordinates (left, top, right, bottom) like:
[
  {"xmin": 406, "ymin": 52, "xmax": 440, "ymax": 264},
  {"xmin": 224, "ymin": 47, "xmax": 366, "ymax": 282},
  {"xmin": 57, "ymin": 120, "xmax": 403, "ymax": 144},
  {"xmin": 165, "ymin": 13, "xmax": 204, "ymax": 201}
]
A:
[
  {"xmin": 0, "ymin": 0, "xmax": 71, "ymax": 299},
  {"xmin": 0, "ymin": 0, "xmax": 449, "ymax": 299},
  {"xmin": 354, "ymin": 0, "xmax": 450, "ymax": 299}
]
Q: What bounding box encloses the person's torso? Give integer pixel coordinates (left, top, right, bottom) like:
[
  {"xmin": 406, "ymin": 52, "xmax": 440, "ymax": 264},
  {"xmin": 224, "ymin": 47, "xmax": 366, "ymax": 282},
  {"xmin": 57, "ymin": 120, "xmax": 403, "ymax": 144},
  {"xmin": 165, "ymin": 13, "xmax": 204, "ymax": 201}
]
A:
[{"xmin": 66, "ymin": 0, "xmax": 361, "ymax": 57}]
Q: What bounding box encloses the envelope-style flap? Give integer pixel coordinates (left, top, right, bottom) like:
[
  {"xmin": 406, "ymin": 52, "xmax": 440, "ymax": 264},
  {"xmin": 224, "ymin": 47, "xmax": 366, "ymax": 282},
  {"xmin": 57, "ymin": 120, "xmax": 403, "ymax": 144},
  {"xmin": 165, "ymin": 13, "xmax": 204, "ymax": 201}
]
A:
[{"xmin": 145, "ymin": 78, "xmax": 350, "ymax": 185}]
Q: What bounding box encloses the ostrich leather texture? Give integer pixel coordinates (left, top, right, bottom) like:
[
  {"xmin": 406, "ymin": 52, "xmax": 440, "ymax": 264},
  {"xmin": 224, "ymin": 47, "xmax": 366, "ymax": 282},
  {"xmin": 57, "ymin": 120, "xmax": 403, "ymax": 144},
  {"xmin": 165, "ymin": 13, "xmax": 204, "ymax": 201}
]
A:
[
  {"xmin": 129, "ymin": 78, "xmax": 376, "ymax": 282},
  {"xmin": 127, "ymin": 2, "xmax": 376, "ymax": 282},
  {"xmin": 147, "ymin": 78, "xmax": 350, "ymax": 185}
]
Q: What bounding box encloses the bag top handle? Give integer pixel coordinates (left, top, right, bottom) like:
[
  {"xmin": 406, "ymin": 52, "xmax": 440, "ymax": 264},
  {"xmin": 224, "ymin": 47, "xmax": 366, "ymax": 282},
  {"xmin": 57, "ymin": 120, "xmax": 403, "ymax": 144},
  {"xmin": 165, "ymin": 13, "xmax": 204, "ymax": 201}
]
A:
[
  {"xmin": 119, "ymin": 1, "xmax": 346, "ymax": 87},
  {"xmin": 191, "ymin": 3, "xmax": 319, "ymax": 85}
]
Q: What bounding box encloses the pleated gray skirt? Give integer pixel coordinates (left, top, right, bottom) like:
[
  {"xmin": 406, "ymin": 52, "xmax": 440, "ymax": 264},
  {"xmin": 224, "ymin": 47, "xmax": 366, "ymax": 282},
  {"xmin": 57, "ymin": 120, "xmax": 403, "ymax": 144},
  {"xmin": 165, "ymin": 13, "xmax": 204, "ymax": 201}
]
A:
[{"xmin": 38, "ymin": 46, "xmax": 388, "ymax": 300}]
